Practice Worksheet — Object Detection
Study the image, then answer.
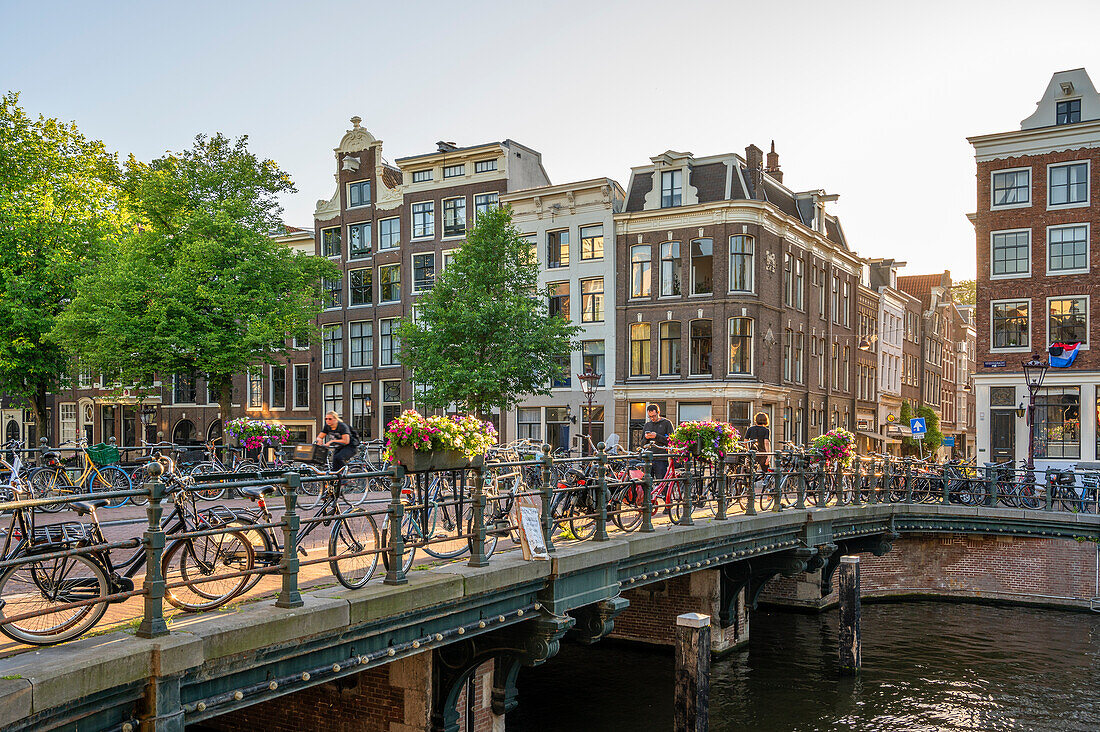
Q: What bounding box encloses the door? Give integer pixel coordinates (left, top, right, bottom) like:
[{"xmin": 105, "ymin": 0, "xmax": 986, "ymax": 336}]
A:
[{"xmin": 990, "ymin": 410, "xmax": 1015, "ymax": 463}]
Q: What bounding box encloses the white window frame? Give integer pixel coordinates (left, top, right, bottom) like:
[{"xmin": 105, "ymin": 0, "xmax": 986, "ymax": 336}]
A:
[
  {"xmin": 411, "ymin": 169, "xmax": 433, "ymax": 183},
  {"xmin": 412, "ymin": 253, "xmax": 436, "ymax": 294},
  {"xmin": 411, "ymin": 201, "xmax": 434, "ymax": 240},
  {"xmin": 442, "ymin": 196, "xmax": 467, "ymax": 239},
  {"xmin": 348, "ymin": 221, "xmax": 372, "ymax": 260},
  {"xmin": 989, "ymin": 298, "xmax": 1032, "ymax": 353},
  {"xmin": 292, "ymin": 364, "xmax": 310, "ymax": 411},
  {"xmin": 349, "ymin": 320, "xmax": 373, "ymax": 369},
  {"xmin": 323, "ymin": 382, "xmax": 344, "ymax": 417},
  {"xmin": 320, "ymin": 226, "xmax": 341, "ymax": 258},
  {"xmin": 990, "ymin": 166, "xmax": 1032, "ymax": 210},
  {"xmin": 378, "ymin": 263, "xmax": 401, "ymax": 304},
  {"xmin": 322, "ymin": 324, "xmax": 343, "ymax": 371},
  {"xmin": 989, "ymin": 228, "xmax": 1032, "ymax": 280},
  {"xmin": 379, "ymin": 318, "xmax": 399, "ymax": 367},
  {"xmin": 474, "ymin": 159, "xmax": 497, "ymax": 173},
  {"xmin": 1046, "ymin": 294, "xmax": 1090, "ymax": 349},
  {"xmin": 443, "ymin": 164, "xmax": 465, "ymax": 179},
  {"xmin": 1045, "ymin": 222, "xmax": 1090, "ymax": 275},
  {"xmin": 727, "ymin": 317, "xmax": 754, "ymax": 376},
  {"xmin": 269, "ymin": 365, "xmax": 287, "ymax": 410},
  {"xmin": 379, "ymin": 217, "xmax": 401, "ymax": 250},
  {"xmin": 1047, "ymin": 159, "xmax": 1090, "ymax": 210},
  {"xmin": 346, "ymin": 180, "xmax": 371, "ymax": 209}
]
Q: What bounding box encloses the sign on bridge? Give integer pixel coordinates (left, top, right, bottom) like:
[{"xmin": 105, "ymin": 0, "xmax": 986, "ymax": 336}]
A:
[{"xmin": 910, "ymin": 417, "xmax": 927, "ymax": 436}]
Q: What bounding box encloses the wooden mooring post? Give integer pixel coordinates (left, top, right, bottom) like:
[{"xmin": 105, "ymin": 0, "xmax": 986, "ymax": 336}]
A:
[
  {"xmin": 838, "ymin": 555, "xmax": 861, "ymax": 675},
  {"xmin": 674, "ymin": 613, "xmax": 710, "ymax": 732}
]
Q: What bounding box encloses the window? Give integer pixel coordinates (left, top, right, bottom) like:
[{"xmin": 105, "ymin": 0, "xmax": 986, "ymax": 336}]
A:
[
  {"xmin": 474, "ymin": 193, "xmax": 498, "ymax": 220},
  {"xmin": 443, "ymin": 197, "xmax": 466, "ymax": 237},
  {"xmin": 545, "ymin": 407, "xmax": 570, "ymax": 452},
  {"xmin": 580, "ymin": 278, "xmax": 604, "ymax": 322},
  {"xmin": 831, "ymin": 343, "xmax": 840, "ymax": 389},
  {"xmin": 174, "ymin": 374, "xmax": 196, "ymax": 404},
  {"xmin": 630, "ymin": 323, "xmax": 651, "ymax": 377},
  {"xmin": 294, "ymin": 365, "xmax": 309, "ymax": 408},
  {"xmin": 1049, "ymin": 162, "xmax": 1088, "ymax": 206},
  {"xmin": 248, "ymin": 370, "xmax": 263, "ymax": 408},
  {"xmin": 349, "ymin": 321, "xmax": 372, "ymax": 368},
  {"xmin": 413, "ymin": 254, "xmax": 435, "ymax": 292},
  {"xmin": 1049, "ymin": 297, "xmax": 1088, "ymax": 344},
  {"xmin": 412, "ymin": 202, "xmax": 434, "ymax": 238},
  {"xmin": 548, "ymin": 282, "xmax": 569, "ymax": 320},
  {"xmin": 78, "ymin": 367, "xmax": 94, "ymax": 389},
  {"xmin": 992, "ymin": 169, "xmax": 1030, "ymax": 207},
  {"xmin": 783, "ymin": 255, "xmax": 803, "ymax": 308},
  {"xmin": 1048, "ymin": 224, "xmax": 1088, "ymax": 272},
  {"xmin": 351, "ymin": 382, "xmax": 371, "ymax": 439},
  {"xmin": 843, "ymin": 347, "xmax": 850, "ymax": 391},
  {"xmin": 322, "ymin": 277, "xmax": 342, "ymax": 308},
  {"xmin": 321, "ymin": 227, "xmax": 340, "ymax": 257},
  {"xmin": 548, "ymin": 230, "xmax": 569, "ymax": 268},
  {"xmin": 412, "ymin": 169, "xmax": 432, "ymax": 183},
  {"xmin": 991, "ymin": 230, "xmax": 1030, "ymax": 277},
  {"xmin": 689, "ymin": 320, "xmax": 712, "ymax": 376},
  {"xmin": 841, "ymin": 281, "xmax": 851, "ymax": 327},
  {"xmin": 443, "ymin": 164, "xmax": 465, "ymax": 178},
  {"xmin": 348, "ymin": 222, "xmax": 371, "ymax": 259},
  {"xmin": 630, "ymin": 245, "xmax": 651, "ymax": 297},
  {"xmin": 690, "ymin": 238, "xmax": 713, "ymax": 295},
  {"xmin": 348, "ymin": 268, "xmax": 372, "ymax": 306},
  {"xmin": 793, "ymin": 331, "xmax": 804, "ymax": 383},
  {"xmin": 379, "ymin": 217, "xmax": 400, "ymax": 250},
  {"xmin": 582, "ymin": 340, "xmax": 606, "ymax": 386},
  {"xmin": 348, "ymin": 180, "xmax": 371, "ymax": 208},
  {"xmin": 783, "ymin": 329, "xmax": 793, "ymax": 381},
  {"xmin": 659, "ymin": 321, "xmax": 681, "ymax": 376},
  {"xmin": 1033, "ymin": 386, "xmax": 1080, "ymax": 459},
  {"xmin": 59, "ymin": 403, "xmax": 77, "ymax": 444},
  {"xmin": 659, "ymin": 241, "xmax": 681, "ymax": 296},
  {"xmin": 550, "ymin": 355, "xmax": 571, "ymax": 388},
  {"xmin": 832, "ymin": 275, "xmax": 841, "ymax": 324},
  {"xmin": 1057, "ymin": 99, "xmax": 1081, "ymax": 125},
  {"xmin": 729, "ymin": 235, "xmax": 753, "ymax": 292},
  {"xmin": 381, "ymin": 380, "xmax": 402, "ymax": 431},
  {"xmin": 580, "ymin": 225, "xmax": 603, "ymax": 260},
  {"xmin": 323, "ymin": 383, "xmax": 343, "ymax": 417},
  {"xmin": 818, "ymin": 337, "xmax": 826, "ymax": 387},
  {"xmin": 661, "ymin": 170, "xmax": 682, "ymax": 208},
  {"xmin": 322, "ymin": 325, "xmax": 343, "ymax": 370},
  {"xmin": 517, "ymin": 408, "xmax": 541, "ymax": 441},
  {"xmin": 728, "ymin": 402, "xmax": 750, "ymax": 433},
  {"xmin": 379, "ymin": 318, "xmax": 398, "ymax": 366},
  {"xmin": 475, "ymin": 159, "xmax": 497, "ymax": 173},
  {"xmin": 728, "ymin": 318, "xmax": 752, "ymax": 374},
  {"xmin": 270, "ymin": 366, "xmax": 286, "ymax": 409},
  {"xmin": 378, "ymin": 264, "xmax": 400, "ymax": 303},
  {"xmin": 521, "ymin": 234, "xmax": 537, "ymax": 266}
]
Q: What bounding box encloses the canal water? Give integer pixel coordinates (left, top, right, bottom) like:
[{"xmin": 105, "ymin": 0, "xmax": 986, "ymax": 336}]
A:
[{"xmin": 508, "ymin": 602, "xmax": 1100, "ymax": 731}]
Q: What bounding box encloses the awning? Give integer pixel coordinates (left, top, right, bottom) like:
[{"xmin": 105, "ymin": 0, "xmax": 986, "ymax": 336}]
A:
[
  {"xmin": 886, "ymin": 424, "xmax": 912, "ymax": 437},
  {"xmin": 857, "ymin": 430, "xmax": 885, "ymax": 442}
]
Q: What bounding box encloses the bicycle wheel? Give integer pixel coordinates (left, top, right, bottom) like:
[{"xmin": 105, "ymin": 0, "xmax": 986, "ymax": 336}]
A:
[
  {"xmin": 128, "ymin": 464, "xmax": 151, "ymax": 506},
  {"xmin": 422, "ymin": 480, "xmax": 472, "ymax": 560},
  {"xmin": 380, "ymin": 514, "xmax": 418, "ymax": 574},
  {"xmin": 611, "ymin": 487, "xmax": 643, "ymax": 532},
  {"xmin": 1016, "ymin": 479, "xmax": 1041, "ymax": 509},
  {"xmin": 189, "ymin": 463, "xmax": 227, "ymax": 501},
  {"xmin": 329, "ymin": 512, "xmax": 381, "ymax": 589},
  {"xmin": 225, "ymin": 512, "xmax": 280, "ymax": 593},
  {"xmin": 90, "ymin": 465, "xmax": 132, "ymax": 508},
  {"xmin": 162, "ymin": 531, "xmax": 255, "ymax": 611},
  {"xmin": 755, "ymin": 474, "xmax": 778, "ymax": 512},
  {"xmin": 29, "ymin": 467, "xmax": 75, "ymax": 513},
  {"xmin": 566, "ymin": 489, "xmax": 597, "ymax": 541},
  {"xmin": 0, "ymin": 553, "xmax": 110, "ymax": 645}
]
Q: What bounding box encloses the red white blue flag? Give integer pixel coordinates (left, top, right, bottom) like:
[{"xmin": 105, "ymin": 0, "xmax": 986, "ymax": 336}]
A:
[{"xmin": 1049, "ymin": 342, "xmax": 1081, "ymax": 367}]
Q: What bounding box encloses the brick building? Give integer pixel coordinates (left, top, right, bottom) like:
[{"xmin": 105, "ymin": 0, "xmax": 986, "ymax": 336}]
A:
[
  {"xmin": 866, "ymin": 259, "xmax": 913, "ymax": 453},
  {"xmin": 854, "ymin": 283, "xmax": 881, "ymax": 453},
  {"xmin": 970, "ymin": 69, "xmax": 1100, "ymax": 467}
]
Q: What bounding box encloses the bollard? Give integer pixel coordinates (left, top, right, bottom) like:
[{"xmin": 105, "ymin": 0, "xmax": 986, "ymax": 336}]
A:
[
  {"xmin": 745, "ymin": 450, "xmax": 757, "ymax": 516},
  {"xmin": 851, "ymin": 458, "xmax": 862, "ymax": 506},
  {"xmin": 680, "ymin": 451, "xmax": 696, "ymax": 526},
  {"xmin": 276, "ymin": 471, "xmax": 304, "ymax": 608},
  {"xmin": 883, "ymin": 459, "xmax": 893, "ymax": 504},
  {"xmin": 385, "ymin": 464, "xmax": 408, "ymax": 585},
  {"xmin": 794, "ymin": 454, "xmax": 806, "ymax": 510},
  {"xmin": 39, "ymin": 436, "xmax": 48, "ymax": 468},
  {"xmin": 905, "ymin": 460, "xmax": 914, "ymax": 504},
  {"xmin": 468, "ymin": 462, "xmax": 489, "ymax": 566},
  {"xmin": 838, "ymin": 556, "xmax": 861, "ymax": 675},
  {"xmin": 136, "ymin": 462, "xmax": 168, "ymax": 639},
  {"xmin": 773, "ymin": 450, "xmax": 785, "ymax": 512},
  {"xmin": 641, "ymin": 450, "xmax": 656, "ymax": 533},
  {"xmin": 816, "ymin": 458, "xmax": 827, "ymax": 507},
  {"xmin": 834, "ymin": 460, "xmax": 845, "ymax": 506},
  {"xmin": 595, "ymin": 443, "xmax": 610, "ymax": 541},
  {"xmin": 540, "ymin": 445, "xmax": 556, "ymax": 554},
  {"xmin": 986, "ymin": 465, "xmax": 997, "ymax": 507},
  {"xmin": 941, "ymin": 465, "xmax": 951, "ymax": 505},
  {"xmin": 674, "ymin": 613, "xmax": 711, "ymax": 732},
  {"xmin": 1045, "ymin": 468, "xmax": 1055, "ymax": 511},
  {"xmin": 716, "ymin": 455, "xmax": 728, "ymax": 521}
]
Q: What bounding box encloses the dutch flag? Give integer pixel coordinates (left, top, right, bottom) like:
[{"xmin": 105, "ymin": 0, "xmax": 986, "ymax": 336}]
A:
[{"xmin": 1049, "ymin": 342, "xmax": 1081, "ymax": 368}]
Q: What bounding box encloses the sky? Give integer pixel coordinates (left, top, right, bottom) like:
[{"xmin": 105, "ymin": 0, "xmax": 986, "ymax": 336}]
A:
[{"xmin": 5, "ymin": 0, "xmax": 1100, "ymax": 280}]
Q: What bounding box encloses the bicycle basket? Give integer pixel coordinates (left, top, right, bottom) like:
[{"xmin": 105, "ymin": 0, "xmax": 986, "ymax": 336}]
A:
[
  {"xmin": 30, "ymin": 522, "xmax": 97, "ymax": 550},
  {"xmin": 87, "ymin": 443, "xmax": 120, "ymax": 467}
]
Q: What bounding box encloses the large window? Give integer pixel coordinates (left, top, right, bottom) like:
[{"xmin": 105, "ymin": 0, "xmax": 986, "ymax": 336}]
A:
[
  {"xmin": 689, "ymin": 320, "xmax": 712, "ymax": 375},
  {"xmin": 412, "ymin": 202, "xmax": 434, "ymax": 239},
  {"xmin": 350, "ymin": 321, "xmax": 372, "ymax": 368},
  {"xmin": 443, "ymin": 164, "xmax": 464, "ymax": 178},
  {"xmin": 630, "ymin": 323, "xmax": 651, "ymax": 377},
  {"xmin": 631, "ymin": 245, "xmax": 651, "ymax": 297},
  {"xmin": 174, "ymin": 374, "xmax": 197, "ymax": 404},
  {"xmin": 1049, "ymin": 297, "xmax": 1088, "ymax": 344},
  {"xmin": 783, "ymin": 254, "xmax": 804, "ymax": 309},
  {"xmin": 270, "ymin": 366, "xmax": 286, "ymax": 409},
  {"xmin": 322, "ymin": 325, "xmax": 343, "ymax": 370},
  {"xmin": 992, "ymin": 169, "xmax": 1030, "ymax": 207},
  {"xmin": 349, "ymin": 268, "xmax": 372, "ymax": 306},
  {"xmin": 412, "ymin": 170, "xmax": 432, "ymax": 183},
  {"xmin": 322, "ymin": 277, "xmax": 342, "ymax": 308},
  {"xmin": 348, "ymin": 180, "xmax": 371, "ymax": 208},
  {"xmin": 991, "ymin": 230, "xmax": 1030, "ymax": 277},
  {"xmin": 728, "ymin": 318, "xmax": 752, "ymax": 374},
  {"xmin": 580, "ymin": 225, "xmax": 603, "ymax": 260},
  {"xmin": 1049, "ymin": 162, "xmax": 1088, "ymax": 206},
  {"xmin": 443, "ymin": 197, "xmax": 466, "ymax": 237},
  {"xmin": 1057, "ymin": 99, "xmax": 1081, "ymax": 125},
  {"xmin": 413, "ymin": 254, "xmax": 435, "ymax": 292},
  {"xmin": 550, "ymin": 355, "xmax": 570, "ymax": 388},
  {"xmin": 294, "ymin": 364, "xmax": 309, "ymax": 408},
  {"xmin": 349, "ymin": 222, "xmax": 371, "ymax": 259},
  {"xmin": 351, "ymin": 382, "xmax": 371, "ymax": 439},
  {"xmin": 580, "ymin": 278, "xmax": 604, "ymax": 322},
  {"xmin": 381, "ymin": 380, "xmax": 402, "ymax": 432},
  {"xmin": 379, "ymin": 217, "xmax": 400, "ymax": 249},
  {"xmin": 548, "ymin": 230, "xmax": 569, "ymax": 268},
  {"xmin": 1033, "ymin": 386, "xmax": 1080, "ymax": 459},
  {"xmin": 474, "ymin": 192, "xmax": 498, "ymax": 220},
  {"xmin": 659, "ymin": 321, "xmax": 680, "ymax": 376},
  {"xmin": 690, "ymin": 238, "xmax": 712, "ymax": 295},
  {"xmin": 378, "ymin": 264, "xmax": 400, "ymax": 303},
  {"xmin": 323, "ymin": 383, "xmax": 343, "ymax": 417},
  {"xmin": 321, "ymin": 227, "xmax": 340, "ymax": 257},
  {"xmin": 1048, "ymin": 224, "xmax": 1088, "ymax": 272},
  {"xmin": 659, "ymin": 241, "xmax": 681, "ymax": 296},
  {"xmin": 582, "ymin": 340, "xmax": 606, "ymax": 386},
  {"xmin": 518, "ymin": 408, "xmax": 541, "ymax": 441},
  {"xmin": 379, "ymin": 319, "xmax": 398, "ymax": 366},
  {"xmin": 729, "ymin": 235, "xmax": 753, "ymax": 292},
  {"xmin": 548, "ymin": 282, "xmax": 569, "ymax": 320},
  {"xmin": 475, "ymin": 159, "xmax": 497, "ymax": 173},
  {"xmin": 661, "ymin": 170, "xmax": 682, "ymax": 208}
]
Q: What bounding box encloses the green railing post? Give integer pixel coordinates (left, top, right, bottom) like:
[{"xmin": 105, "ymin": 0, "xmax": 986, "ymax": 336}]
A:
[
  {"xmin": 641, "ymin": 450, "xmax": 655, "ymax": 533},
  {"xmin": 941, "ymin": 465, "xmax": 951, "ymax": 505},
  {"xmin": 136, "ymin": 462, "xmax": 167, "ymax": 639},
  {"xmin": 905, "ymin": 460, "xmax": 914, "ymax": 504},
  {"xmin": 468, "ymin": 462, "xmax": 489, "ymax": 566},
  {"xmin": 746, "ymin": 450, "xmax": 758, "ymax": 516},
  {"xmin": 38, "ymin": 436, "xmax": 48, "ymax": 468},
  {"xmin": 385, "ymin": 464, "xmax": 408, "ymax": 585},
  {"xmin": 834, "ymin": 459, "xmax": 845, "ymax": 506},
  {"xmin": 883, "ymin": 458, "xmax": 894, "ymax": 504},
  {"xmin": 773, "ymin": 449, "xmax": 785, "ymax": 513},
  {"xmin": 986, "ymin": 465, "xmax": 997, "ymax": 507},
  {"xmin": 1044, "ymin": 468, "xmax": 1054, "ymax": 511},
  {"xmin": 815, "ymin": 457, "xmax": 827, "ymax": 507},
  {"xmin": 595, "ymin": 443, "xmax": 611, "ymax": 540},
  {"xmin": 680, "ymin": 451, "xmax": 696, "ymax": 526},
  {"xmin": 276, "ymin": 471, "xmax": 303, "ymax": 608},
  {"xmin": 794, "ymin": 453, "xmax": 806, "ymax": 510},
  {"xmin": 851, "ymin": 458, "xmax": 862, "ymax": 506},
  {"xmin": 540, "ymin": 445, "xmax": 556, "ymax": 554},
  {"xmin": 716, "ymin": 455, "xmax": 728, "ymax": 521}
]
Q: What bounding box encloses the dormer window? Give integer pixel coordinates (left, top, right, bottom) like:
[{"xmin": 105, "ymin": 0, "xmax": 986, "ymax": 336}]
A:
[
  {"xmin": 1057, "ymin": 99, "xmax": 1081, "ymax": 125},
  {"xmin": 661, "ymin": 170, "xmax": 682, "ymax": 208}
]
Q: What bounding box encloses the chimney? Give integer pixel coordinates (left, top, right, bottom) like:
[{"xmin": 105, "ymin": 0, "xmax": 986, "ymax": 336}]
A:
[
  {"xmin": 765, "ymin": 140, "xmax": 782, "ymax": 184},
  {"xmin": 745, "ymin": 144, "xmax": 764, "ymax": 200},
  {"xmin": 436, "ymin": 141, "xmax": 458, "ymax": 152}
]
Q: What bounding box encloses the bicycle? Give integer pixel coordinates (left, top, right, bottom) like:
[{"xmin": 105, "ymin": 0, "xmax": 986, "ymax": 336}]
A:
[{"xmin": 29, "ymin": 439, "xmax": 132, "ymax": 512}]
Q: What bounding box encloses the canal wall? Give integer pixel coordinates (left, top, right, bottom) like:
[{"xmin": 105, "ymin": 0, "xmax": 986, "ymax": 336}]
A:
[{"xmin": 759, "ymin": 534, "xmax": 1100, "ymax": 611}]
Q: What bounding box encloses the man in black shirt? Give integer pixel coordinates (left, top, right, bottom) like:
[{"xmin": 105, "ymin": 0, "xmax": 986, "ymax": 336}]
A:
[
  {"xmin": 315, "ymin": 411, "xmax": 359, "ymax": 472},
  {"xmin": 744, "ymin": 412, "xmax": 771, "ymax": 470},
  {"xmin": 643, "ymin": 404, "xmax": 674, "ymax": 483}
]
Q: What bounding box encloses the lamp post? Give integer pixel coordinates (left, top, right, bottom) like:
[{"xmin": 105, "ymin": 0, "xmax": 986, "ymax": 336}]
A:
[
  {"xmin": 1022, "ymin": 354, "xmax": 1048, "ymax": 471},
  {"xmin": 139, "ymin": 405, "xmax": 157, "ymax": 443},
  {"xmin": 577, "ymin": 369, "xmax": 601, "ymax": 456}
]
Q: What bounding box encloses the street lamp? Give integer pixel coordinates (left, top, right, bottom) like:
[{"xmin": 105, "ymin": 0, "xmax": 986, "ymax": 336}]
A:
[
  {"xmin": 1022, "ymin": 353, "xmax": 1048, "ymax": 471},
  {"xmin": 577, "ymin": 369, "xmax": 601, "ymax": 455},
  {"xmin": 139, "ymin": 405, "xmax": 158, "ymax": 443}
]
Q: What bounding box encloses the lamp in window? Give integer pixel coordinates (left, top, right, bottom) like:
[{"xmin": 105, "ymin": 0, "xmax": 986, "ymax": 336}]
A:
[{"xmin": 577, "ymin": 369, "xmax": 602, "ymax": 455}]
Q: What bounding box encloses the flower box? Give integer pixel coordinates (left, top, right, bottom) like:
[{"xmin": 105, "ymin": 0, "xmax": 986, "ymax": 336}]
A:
[{"xmin": 390, "ymin": 445, "xmax": 435, "ymax": 473}]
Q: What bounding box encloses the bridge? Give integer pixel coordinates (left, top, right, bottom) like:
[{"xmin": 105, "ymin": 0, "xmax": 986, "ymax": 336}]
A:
[{"xmin": 0, "ymin": 454, "xmax": 1097, "ymax": 731}]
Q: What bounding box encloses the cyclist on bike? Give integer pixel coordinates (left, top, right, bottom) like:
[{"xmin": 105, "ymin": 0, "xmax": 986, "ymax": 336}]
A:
[
  {"xmin": 643, "ymin": 404, "xmax": 674, "ymax": 483},
  {"xmin": 315, "ymin": 411, "xmax": 359, "ymax": 472}
]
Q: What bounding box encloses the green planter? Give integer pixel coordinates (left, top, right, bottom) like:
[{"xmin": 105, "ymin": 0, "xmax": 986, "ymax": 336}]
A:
[
  {"xmin": 431, "ymin": 449, "xmax": 471, "ymax": 472},
  {"xmin": 390, "ymin": 445, "xmax": 434, "ymax": 473}
]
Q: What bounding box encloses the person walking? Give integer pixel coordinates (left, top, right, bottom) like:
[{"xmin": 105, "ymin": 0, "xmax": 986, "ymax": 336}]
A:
[
  {"xmin": 315, "ymin": 411, "xmax": 359, "ymax": 472},
  {"xmin": 744, "ymin": 412, "xmax": 771, "ymax": 471},
  {"xmin": 643, "ymin": 404, "xmax": 674, "ymax": 484}
]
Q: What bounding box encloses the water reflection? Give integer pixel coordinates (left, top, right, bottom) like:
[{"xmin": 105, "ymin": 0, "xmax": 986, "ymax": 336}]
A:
[{"xmin": 510, "ymin": 603, "xmax": 1100, "ymax": 731}]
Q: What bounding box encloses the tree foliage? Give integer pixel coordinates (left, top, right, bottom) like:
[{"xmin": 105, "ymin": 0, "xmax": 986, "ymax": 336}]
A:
[
  {"xmin": 0, "ymin": 92, "xmax": 127, "ymax": 434},
  {"xmin": 952, "ymin": 279, "xmax": 976, "ymax": 306},
  {"xmin": 54, "ymin": 133, "xmax": 338, "ymax": 421},
  {"xmin": 395, "ymin": 205, "xmax": 581, "ymax": 417},
  {"xmin": 900, "ymin": 400, "xmax": 943, "ymax": 455}
]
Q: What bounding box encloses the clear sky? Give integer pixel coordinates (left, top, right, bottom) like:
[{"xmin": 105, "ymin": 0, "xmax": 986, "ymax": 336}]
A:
[{"xmin": 4, "ymin": 0, "xmax": 1099, "ymax": 279}]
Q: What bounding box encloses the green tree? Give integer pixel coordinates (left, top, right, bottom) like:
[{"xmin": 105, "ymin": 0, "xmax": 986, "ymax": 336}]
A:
[
  {"xmin": 396, "ymin": 205, "xmax": 581, "ymax": 417},
  {"xmin": 54, "ymin": 133, "xmax": 338, "ymax": 423},
  {"xmin": 952, "ymin": 279, "xmax": 976, "ymax": 306},
  {"xmin": 0, "ymin": 92, "xmax": 127, "ymax": 436},
  {"xmin": 900, "ymin": 401, "xmax": 943, "ymax": 455}
]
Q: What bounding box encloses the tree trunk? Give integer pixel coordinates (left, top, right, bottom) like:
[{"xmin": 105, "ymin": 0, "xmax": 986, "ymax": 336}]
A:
[
  {"xmin": 32, "ymin": 384, "xmax": 48, "ymax": 443},
  {"xmin": 214, "ymin": 374, "xmax": 233, "ymax": 444}
]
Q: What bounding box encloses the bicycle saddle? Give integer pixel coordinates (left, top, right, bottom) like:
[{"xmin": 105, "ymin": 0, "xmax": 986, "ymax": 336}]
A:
[
  {"xmin": 239, "ymin": 485, "xmax": 276, "ymax": 500},
  {"xmin": 70, "ymin": 498, "xmax": 111, "ymax": 516}
]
